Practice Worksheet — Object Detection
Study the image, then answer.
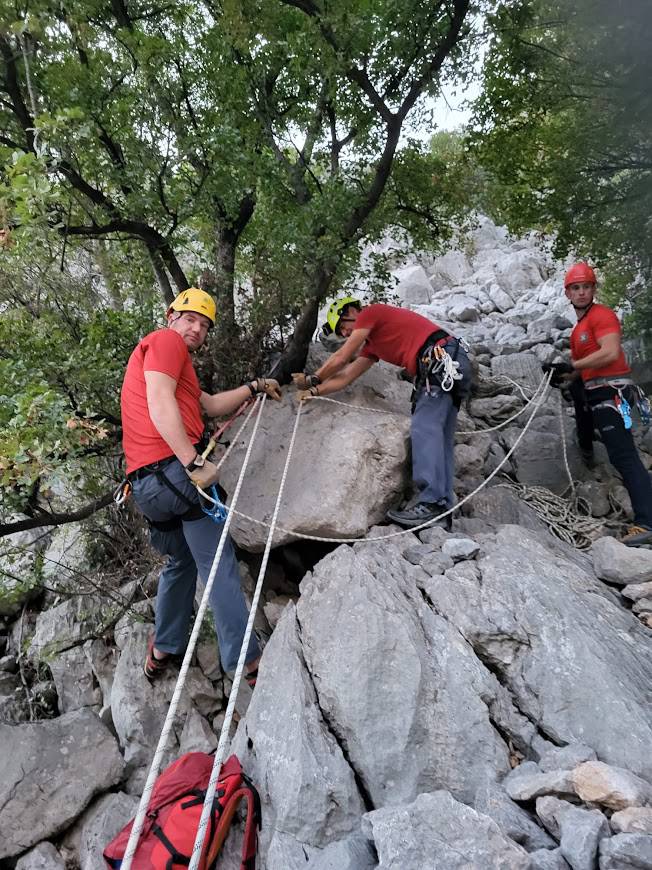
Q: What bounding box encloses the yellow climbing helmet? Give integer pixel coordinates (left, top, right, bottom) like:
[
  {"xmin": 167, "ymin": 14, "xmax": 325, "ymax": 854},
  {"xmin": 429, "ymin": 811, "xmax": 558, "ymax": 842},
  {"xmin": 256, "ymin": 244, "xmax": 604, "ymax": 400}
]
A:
[
  {"xmin": 323, "ymin": 295, "xmax": 362, "ymax": 335},
  {"xmin": 167, "ymin": 288, "xmax": 216, "ymax": 326}
]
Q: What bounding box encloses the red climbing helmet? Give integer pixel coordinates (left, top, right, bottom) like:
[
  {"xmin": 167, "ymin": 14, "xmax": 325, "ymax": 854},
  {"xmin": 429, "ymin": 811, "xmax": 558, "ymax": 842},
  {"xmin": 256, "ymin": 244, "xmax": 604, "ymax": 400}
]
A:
[{"xmin": 564, "ymin": 263, "xmax": 597, "ymax": 288}]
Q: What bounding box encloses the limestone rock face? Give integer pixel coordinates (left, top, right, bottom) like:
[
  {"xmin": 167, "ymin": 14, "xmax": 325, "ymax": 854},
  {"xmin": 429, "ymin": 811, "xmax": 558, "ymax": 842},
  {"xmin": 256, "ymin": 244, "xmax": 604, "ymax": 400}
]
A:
[
  {"xmin": 220, "ymin": 380, "xmax": 411, "ymax": 551},
  {"xmin": 231, "ymin": 606, "xmax": 366, "ymax": 853},
  {"xmin": 362, "ymin": 791, "xmax": 530, "ymax": 870},
  {"xmin": 0, "ymin": 709, "xmax": 124, "ymax": 859}
]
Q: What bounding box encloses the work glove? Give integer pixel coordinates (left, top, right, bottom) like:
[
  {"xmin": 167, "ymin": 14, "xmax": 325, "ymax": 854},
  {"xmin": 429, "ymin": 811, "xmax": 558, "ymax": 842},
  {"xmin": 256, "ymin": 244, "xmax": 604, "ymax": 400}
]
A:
[
  {"xmin": 186, "ymin": 458, "xmax": 220, "ymax": 489},
  {"xmin": 291, "ymin": 372, "xmax": 321, "ymax": 390},
  {"xmin": 298, "ymin": 386, "xmax": 319, "ymax": 402},
  {"xmin": 251, "ymin": 378, "xmax": 282, "ymax": 401},
  {"xmin": 542, "ymin": 361, "xmax": 574, "ymax": 388}
]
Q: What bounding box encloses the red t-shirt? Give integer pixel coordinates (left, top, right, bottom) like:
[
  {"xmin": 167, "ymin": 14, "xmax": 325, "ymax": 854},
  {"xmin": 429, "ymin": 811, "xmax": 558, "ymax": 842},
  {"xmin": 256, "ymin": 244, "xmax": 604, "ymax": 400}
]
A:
[
  {"xmin": 356, "ymin": 304, "xmax": 446, "ymax": 377},
  {"xmin": 569, "ymin": 303, "xmax": 630, "ymax": 382},
  {"xmin": 121, "ymin": 329, "xmax": 204, "ymax": 473}
]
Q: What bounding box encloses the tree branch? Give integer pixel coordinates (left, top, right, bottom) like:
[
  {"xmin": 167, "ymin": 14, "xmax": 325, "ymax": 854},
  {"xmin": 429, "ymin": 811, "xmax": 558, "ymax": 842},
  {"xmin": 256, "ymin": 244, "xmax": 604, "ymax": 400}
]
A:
[{"xmin": 1, "ymin": 492, "xmax": 114, "ymax": 537}]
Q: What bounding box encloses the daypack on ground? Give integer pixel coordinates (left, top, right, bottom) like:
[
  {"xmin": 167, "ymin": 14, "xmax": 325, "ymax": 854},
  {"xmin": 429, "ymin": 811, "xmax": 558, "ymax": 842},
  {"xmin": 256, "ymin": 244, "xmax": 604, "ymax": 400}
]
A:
[{"xmin": 104, "ymin": 752, "xmax": 261, "ymax": 869}]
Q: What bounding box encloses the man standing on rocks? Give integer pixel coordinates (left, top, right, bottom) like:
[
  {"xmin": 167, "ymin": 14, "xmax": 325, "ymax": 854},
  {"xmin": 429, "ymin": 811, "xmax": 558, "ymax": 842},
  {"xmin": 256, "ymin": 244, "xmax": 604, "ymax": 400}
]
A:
[
  {"xmin": 120, "ymin": 288, "xmax": 281, "ymax": 681},
  {"xmin": 545, "ymin": 263, "xmax": 652, "ymax": 547},
  {"xmin": 292, "ymin": 297, "xmax": 472, "ymax": 529}
]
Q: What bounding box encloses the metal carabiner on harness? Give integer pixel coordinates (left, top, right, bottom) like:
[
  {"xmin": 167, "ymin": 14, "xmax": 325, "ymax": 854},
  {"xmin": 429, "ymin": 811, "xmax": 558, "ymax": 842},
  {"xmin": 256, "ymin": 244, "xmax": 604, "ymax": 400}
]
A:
[
  {"xmin": 113, "ymin": 479, "xmax": 132, "ymax": 506},
  {"xmin": 615, "ymin": 391, "xmax": 633, "ymax": 430},
  {"xmin": 199, "ymin": 485, "xmax": 229, "ymax": 522}
]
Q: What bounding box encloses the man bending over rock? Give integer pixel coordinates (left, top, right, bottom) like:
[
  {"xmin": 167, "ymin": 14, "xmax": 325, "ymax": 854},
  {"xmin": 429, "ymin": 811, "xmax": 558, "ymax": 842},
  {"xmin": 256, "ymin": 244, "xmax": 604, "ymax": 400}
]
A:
[
  {"xmin": 292, "ymin": 297, "xmax": 472, "ymax": 529},
  {"xmin": 120, "ymin": 288, "xmax": 281, "ymax": 681}
]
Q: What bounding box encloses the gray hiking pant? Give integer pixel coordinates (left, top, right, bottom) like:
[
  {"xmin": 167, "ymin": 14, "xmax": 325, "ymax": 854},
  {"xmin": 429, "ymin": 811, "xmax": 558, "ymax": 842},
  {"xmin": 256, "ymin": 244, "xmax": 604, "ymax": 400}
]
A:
[
  {"xmin": 411, "ymin": 340, "xmax": 472, "ymax": 507},
  {"xmin": 131, "ymin": 460, "xmax": 260, "ymax": 672}
]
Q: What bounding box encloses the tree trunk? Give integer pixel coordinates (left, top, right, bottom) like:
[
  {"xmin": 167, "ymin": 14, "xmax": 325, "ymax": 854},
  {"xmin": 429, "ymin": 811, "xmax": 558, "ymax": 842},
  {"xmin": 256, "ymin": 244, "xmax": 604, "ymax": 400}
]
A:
[{"xmin": 147, "ymin": 244, "xmax": 175, "ymax": 305}]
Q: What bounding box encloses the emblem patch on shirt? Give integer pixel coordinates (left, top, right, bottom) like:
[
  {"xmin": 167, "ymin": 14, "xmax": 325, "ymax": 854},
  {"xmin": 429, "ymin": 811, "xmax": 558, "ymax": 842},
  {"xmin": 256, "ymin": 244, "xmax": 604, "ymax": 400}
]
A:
[{"xmin": 579, "ymin": 332, "xmax": 589, "ymax": 343}]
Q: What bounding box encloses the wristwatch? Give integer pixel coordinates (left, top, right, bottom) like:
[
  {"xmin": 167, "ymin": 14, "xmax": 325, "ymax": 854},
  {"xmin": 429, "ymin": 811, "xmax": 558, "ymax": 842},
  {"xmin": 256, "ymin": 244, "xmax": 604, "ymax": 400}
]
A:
[{"xmin": 185, "ymin": 454, "xmax": 205, "ymax": 471}]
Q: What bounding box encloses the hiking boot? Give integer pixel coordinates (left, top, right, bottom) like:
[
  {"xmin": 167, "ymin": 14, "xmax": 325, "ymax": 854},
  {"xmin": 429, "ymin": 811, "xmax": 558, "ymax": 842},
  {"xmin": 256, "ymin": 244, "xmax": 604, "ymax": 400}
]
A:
[
  {"xmin": 386, "ymin": 501, "xmax": 452, "ymax": 530},
  {"xmin": 144, "ymin": 636, "xmax": 175, "ymax": 681},
  {"xmin": 620, "ymin": 525, "xmax": 652, "ymax": 547}
]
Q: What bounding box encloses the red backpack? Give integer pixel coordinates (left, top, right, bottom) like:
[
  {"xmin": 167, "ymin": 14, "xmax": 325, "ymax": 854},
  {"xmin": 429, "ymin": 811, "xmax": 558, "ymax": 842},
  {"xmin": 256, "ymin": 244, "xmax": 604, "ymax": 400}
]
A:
[{"xmin": 104, "ymin": 753, "xmax": 261, "ymax": 870}]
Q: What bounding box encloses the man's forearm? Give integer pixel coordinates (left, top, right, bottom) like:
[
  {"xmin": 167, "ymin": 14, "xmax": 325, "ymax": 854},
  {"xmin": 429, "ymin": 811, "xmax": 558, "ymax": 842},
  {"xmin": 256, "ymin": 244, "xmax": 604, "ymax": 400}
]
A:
[
  {"xmin": 201, "ymin": 384, "xmax": 254, "ymax": 417},
  {"xmin": 573, "ymin": 347, "xmax": 620, "ymax": 371},
  {"xmin": 316, "ymin": 348, "xmax": 353, "ymax": 382}
]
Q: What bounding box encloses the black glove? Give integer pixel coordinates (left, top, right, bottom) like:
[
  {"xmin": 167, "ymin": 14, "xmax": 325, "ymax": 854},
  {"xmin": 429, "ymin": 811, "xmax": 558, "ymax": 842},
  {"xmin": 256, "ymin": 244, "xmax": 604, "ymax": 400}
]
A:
[{"xmin": 542, "ymin": 361, "xmax": 574, "ymax": 388}]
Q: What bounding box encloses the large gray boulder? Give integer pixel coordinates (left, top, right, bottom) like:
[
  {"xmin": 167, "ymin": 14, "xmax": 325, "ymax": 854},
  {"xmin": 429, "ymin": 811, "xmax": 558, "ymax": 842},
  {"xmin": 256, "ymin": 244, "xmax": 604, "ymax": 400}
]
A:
[
  {"xmin": 110, "ymin": 622, "xmax": 216, "ymax": 787},
  {"xmin": 432, "ymin": 525, "xmax": 652, "ymax": 781},
  {"xmin": 77, "ymin": 792, "xmax": 140, "ymax": 870},
  {"xmin": 293, "ymin": 541, "xmax": 512, "ymax": 806},
  {"xmin": 231, "ymin": 605, "xmax": 366, "ymax": 854},
  {"xmin": 362, "ymin": 790, "xmax": 530, "ymax": 870},
  {"xmin": 14, "ymin": 842, "xmax": 66, "ymax": 869},
  {"xmin": 0, "ymin": 709, "xmax": 124, "ymax": 859},
  {"xmin": 220, "ymin": 373, "xmax": 411, "ymax": 551}
]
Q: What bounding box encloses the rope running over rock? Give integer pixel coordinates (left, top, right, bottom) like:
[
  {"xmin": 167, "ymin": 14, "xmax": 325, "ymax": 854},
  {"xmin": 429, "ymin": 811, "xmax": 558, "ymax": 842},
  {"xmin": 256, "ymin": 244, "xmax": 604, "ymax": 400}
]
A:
[{"xmin": 197, "ymin": 371, "xmax": 554, "ymax": 544}]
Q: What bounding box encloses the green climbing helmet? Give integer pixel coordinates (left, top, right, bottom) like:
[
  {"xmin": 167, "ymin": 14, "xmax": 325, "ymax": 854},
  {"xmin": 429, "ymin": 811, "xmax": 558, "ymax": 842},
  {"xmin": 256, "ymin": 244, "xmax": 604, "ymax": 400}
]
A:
[{"xmin": 323, "ymin": 296, "xmax": 362, "ymax": 335}]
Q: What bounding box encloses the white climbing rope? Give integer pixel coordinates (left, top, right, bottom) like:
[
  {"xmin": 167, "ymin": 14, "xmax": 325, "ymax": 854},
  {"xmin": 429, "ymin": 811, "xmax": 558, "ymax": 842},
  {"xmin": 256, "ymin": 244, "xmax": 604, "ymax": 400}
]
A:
[
  {"xmin": 188, "ymin": 403, "xmax": 306, "ymax": 868},
  {"xmin": 311, "ymin": 372, "xmax": 550, "ymax": 435},
  {"xmin": 120, "ymin": 396, "xmax": 266, "ymax": 870},
  {"xmin": 197, "ymin": 371, "xmax": 554, "ymax": 545}
]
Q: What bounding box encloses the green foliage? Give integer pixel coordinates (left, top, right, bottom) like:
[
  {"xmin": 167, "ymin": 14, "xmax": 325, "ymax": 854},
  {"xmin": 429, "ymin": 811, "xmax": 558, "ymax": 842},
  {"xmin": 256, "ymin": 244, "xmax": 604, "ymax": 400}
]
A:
[
  {"xmin": 0, "ymin": 236, "xmax": 156, "ymax": 519},
  {"xmin": 469, "ymin": 0, "xmax": 652, "ymax": 327},
  {"xmin": 0, "ymin": 0, "xmax": 492, "ymax": 524}
]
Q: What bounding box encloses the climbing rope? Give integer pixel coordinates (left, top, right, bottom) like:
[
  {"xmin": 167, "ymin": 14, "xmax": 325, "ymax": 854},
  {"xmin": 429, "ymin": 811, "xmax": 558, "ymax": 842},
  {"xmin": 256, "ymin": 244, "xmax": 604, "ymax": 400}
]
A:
[
  {"xmin": 311, "ymin": 372, "xmax": 550, "ymax": 436},
  {"xmin": 494, "ymin": 391, "xmax": 604, "ymax": 548},
  {"xmin": 188, "ymin": 403, "xmax": 305, "ymax": 868},
  {"xmin": 197, "ymin": 371, "xmax": 554, "ymax": 544},
  {"xmin": 119, "ymin": 397, "xmax": 266, "ymax": 870}
]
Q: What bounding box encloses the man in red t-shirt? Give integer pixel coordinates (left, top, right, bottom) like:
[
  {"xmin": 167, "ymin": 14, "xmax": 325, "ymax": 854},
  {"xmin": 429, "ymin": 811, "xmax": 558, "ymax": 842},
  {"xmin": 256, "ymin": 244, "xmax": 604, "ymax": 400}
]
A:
[
  {"xmin": 292, "ymin": 298, "xmax": 472, "ymax": 529},
  {"xmin": 544, "ymin": 263, "xmax": 652, "ymax": 546},
  {"xmin": 121, "ymin": 287, "xmax": 281, "ymax": 681}
]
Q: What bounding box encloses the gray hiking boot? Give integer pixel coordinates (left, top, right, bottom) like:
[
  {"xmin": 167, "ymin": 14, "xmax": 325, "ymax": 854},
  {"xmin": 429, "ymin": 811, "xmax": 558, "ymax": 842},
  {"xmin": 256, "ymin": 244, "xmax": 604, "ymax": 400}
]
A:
[{"xmin": 386, "ymin": 501, "xmax": 452, "ymax": 530}]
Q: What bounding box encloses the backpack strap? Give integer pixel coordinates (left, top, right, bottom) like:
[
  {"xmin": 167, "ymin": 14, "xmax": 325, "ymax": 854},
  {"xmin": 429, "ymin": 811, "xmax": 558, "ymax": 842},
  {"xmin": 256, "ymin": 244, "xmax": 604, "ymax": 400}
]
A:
[
  {"xmin": 151, "ymin": 823, "xmax": 191, "ymax": 867},
  {"xmin": 205, "ymin": 783, "xmax": 262, "ymax": 870}
]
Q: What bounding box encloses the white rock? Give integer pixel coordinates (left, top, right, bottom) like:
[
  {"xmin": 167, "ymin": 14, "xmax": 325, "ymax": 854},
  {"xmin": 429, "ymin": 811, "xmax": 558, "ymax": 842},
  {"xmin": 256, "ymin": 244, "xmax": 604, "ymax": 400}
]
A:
[
  {"xmin": 572, "ymin": 761, "xmax": 652, "ymax": 810},
  {"xmin": 393, "ymin": 263, "xmax": 432, "ymax": 305},
  {"xmin": 591, "ymin": 537, "xmax": 652, "ymax": 586},
  {"xmin": 15, "ymin": 842, "xmax": 66, "ymax": 869},
  {"xmin": 611, "ymin": 807, "xmax": 652, "ymax": 835},
  {"xmin": 442, "ymin": 537, "xmax": 480, "ymax": 561}
]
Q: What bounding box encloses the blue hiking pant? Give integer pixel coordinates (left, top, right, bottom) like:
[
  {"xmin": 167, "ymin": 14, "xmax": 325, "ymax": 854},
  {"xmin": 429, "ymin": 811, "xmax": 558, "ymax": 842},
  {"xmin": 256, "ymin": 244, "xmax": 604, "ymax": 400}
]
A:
[
  {"xmin": 411, "ymin": 340, "xmax": 473, "ymax": 507},
  {"xmin": 131, "ymin": 460, "xmax": 260, "ymax": 672}
]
